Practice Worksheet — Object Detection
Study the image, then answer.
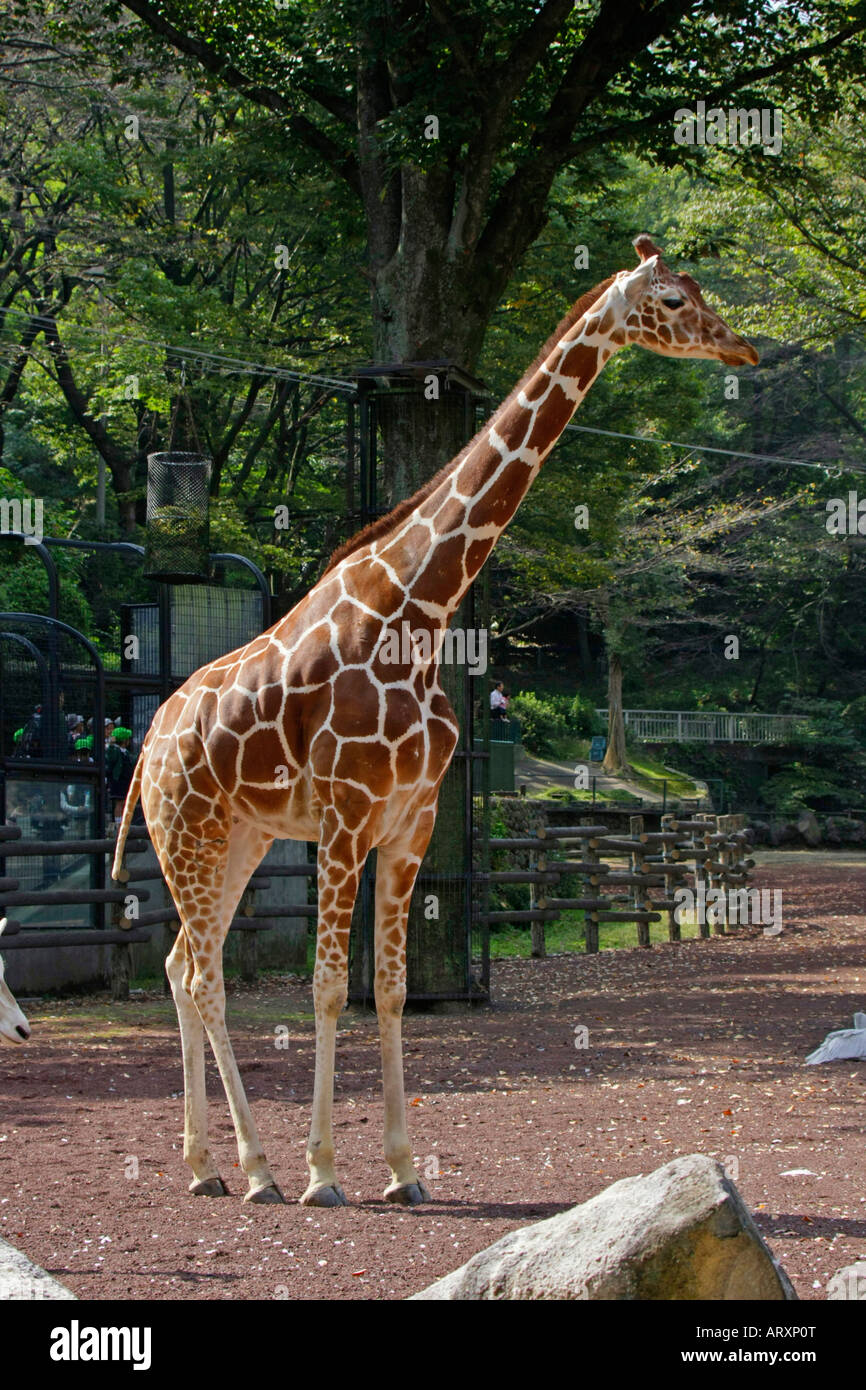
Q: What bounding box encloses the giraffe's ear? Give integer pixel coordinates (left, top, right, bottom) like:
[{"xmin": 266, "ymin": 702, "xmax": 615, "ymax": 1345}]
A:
[
  {"xmin": 621, "ymin": 257, "xmax": 656, "ymax": 303},
  {"xmin": 633, "ymin": 233, "xmax": 664, "ymax": 262}
]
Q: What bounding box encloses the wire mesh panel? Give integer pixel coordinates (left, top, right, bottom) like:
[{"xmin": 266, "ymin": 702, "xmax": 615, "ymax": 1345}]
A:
[
  {"xmin": 144, "ymin": 452, "xmax": 212, "ymax": 583},
  {"xmin": 122, "ymin": 587, "xmax": 265, "ymax": 683},
  {"xmin": 1, "ymin": 775, "xmax": 100, "ymax": 934},
  {"xmin": 0, "ymin": 614, "xmax": 106, "ymax": 933},
  {"xmin": 170, "ymin": 586, "xmax": 265, "ymax": 678},
  {"xmin": 0, "ymin": 615, "xmax": 102, "ymax": 766}
]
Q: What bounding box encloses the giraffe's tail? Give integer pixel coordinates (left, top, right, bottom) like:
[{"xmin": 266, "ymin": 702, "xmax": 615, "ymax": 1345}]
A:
[{"xmin": 111, "ymin": 754, "xmax": 144, "ymax": 882}]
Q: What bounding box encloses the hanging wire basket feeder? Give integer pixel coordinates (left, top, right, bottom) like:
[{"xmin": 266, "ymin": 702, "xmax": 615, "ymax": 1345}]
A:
[{"xmin": 144, "ymin": 452, "xmax": 212, "ymax": 583}]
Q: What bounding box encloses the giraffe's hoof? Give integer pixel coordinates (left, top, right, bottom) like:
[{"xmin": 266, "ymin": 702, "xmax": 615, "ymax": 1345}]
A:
[
  {"xmin": 244, "ymin": 1181, "xmax": 286, "ymax": 1205},
  {"xmin": 299, "ymin": 1182, "xmax": 348, "ymax": 1208},
  {"xmin": 384, "ymin": 1179, "xmax": 431, "ymax": 1206},
  {"xmin": 189, "ymin": 1176, "xmax": 229, "ymax": 1198}
]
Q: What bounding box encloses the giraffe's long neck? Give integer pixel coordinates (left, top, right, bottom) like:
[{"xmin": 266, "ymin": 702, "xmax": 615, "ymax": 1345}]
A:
[{"xmin": 366, "ymin": 277, "xmax": 624, "ymax": 624}]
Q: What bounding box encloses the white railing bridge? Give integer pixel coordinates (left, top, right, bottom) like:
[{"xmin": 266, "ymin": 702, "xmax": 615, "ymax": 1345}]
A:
[{"xmin": 595, "ymin": 709, "xmax": 811, "ymax": 744}]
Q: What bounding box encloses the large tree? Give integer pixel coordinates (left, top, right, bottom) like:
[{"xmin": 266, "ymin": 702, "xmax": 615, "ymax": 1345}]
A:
[{"xmin": 80, "ymin": 0, "xmax": 866, "ymax": 501}]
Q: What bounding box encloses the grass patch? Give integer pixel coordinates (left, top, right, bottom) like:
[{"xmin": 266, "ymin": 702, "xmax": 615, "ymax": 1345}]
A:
[
  {"xmin": 535, "ymin": 784, "xmax": 642, "ymax": 803},
  {"xmin": 30, "ymin": 991, "xmax": 315, "ymax": 1037},
  {"xmin": 546, "ymin": 735, "xmax": 591, "ymax": 763},
  {"xmin": 489, "ymin": 908, "xmax": 702, "ymax": 957},
  {"xmin": 625, "ymin": 751, "xmax": 703, "ymax": 799}
]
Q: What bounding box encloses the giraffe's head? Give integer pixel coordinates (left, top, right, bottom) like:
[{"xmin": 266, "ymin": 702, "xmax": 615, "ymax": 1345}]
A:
[
  {"xmin": 615, "ymin": 234, "xmax": 758, "ymax": 368},
  {"xmin": 0, "ymin": 919, "xmax": 29, "ymax": 1045}
]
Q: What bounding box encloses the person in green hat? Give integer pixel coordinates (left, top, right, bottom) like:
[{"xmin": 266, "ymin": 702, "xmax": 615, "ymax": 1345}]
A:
[
  {"xmin": 106, "ymin": 725, "xmax": 135, "ymax": 823},
  {"xmin": 62, "ymin": 739, "xmax": 93, "ymax": 823}
]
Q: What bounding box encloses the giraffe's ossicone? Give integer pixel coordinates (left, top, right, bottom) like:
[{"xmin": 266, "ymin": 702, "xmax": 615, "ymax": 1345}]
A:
[{"xmin": 113, "ymin": 235, "xmax": 757, "ymax": 1207}]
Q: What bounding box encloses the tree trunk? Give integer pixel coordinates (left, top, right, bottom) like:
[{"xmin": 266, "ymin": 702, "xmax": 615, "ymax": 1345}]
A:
[
  {"xmin": 602, "ymin": 650, "xmax": 628, "ymax": 774},
  {"xmin": 370, "ymin": 253, "xmax": 492, "ymax": 502},
  {"xmin": 362, "ymin": 150, "xmax": 525, "ymax": 500},
  {"xmin": 576, "ymin": 609, "xmax": 593, "ymax": 676}
]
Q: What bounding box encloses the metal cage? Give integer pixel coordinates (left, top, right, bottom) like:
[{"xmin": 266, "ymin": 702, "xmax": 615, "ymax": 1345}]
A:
[{"xmin": 144, "ymin": 452, "xmax": 212, "ymax": 583}]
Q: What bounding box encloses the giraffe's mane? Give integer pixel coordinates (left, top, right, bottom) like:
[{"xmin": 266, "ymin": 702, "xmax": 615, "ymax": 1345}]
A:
[{"xmin": 322, "ymin": 273, "xmax": 618, "ymax": 575}]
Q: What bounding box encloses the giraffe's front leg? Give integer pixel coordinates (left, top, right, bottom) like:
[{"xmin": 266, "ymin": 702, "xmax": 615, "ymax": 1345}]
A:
[
  {"xmin": 300, "ymin": 819, "xmax": 365, "ymax": 1208},
  {"xmin": 374, "ymin": 838, "xmax": 432, "ymax": 1206},
  {"xmin": 300, "ymin": 960, "xmax": 349, "ymax": 1207}
]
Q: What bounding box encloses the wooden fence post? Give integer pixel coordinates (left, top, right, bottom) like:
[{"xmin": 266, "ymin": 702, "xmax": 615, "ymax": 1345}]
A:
[
  {"xmin": 630, "ymin": 815, "xmax": 651, "ymax": 947},
  {"xmin": 109, "ymin": 895, "xmax": 132, "ymax": 1001},
  {"xmin": 238, "ymin": 886, "xmax": 259, "ymax": 984},
  {"xmin": 585, "ymin": 835, "xmax": 600, "ymax": 954},
  {"xmin": 694, "ymin": 822, "xmax": 711, "ymax": 939},
  {"xmin": 714, "ymin": 814, "xmax": 731, "ymax": 935},
  {"xmin": 530, "ymin": 844, "xmax": 546, "ymax": 958},
  {"xmin": 661, "ymin": 812, "xmax": 680, "ymax": 941}
]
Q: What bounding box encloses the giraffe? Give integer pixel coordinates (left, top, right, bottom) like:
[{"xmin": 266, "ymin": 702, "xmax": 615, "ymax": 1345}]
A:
[
  {"xmin": 113, "ymin": 235, "xmax": 758, "ymax": 1207},
  {"xmin": 0, "ymin": 919, "xmax": 30, "ymax": 1045}
]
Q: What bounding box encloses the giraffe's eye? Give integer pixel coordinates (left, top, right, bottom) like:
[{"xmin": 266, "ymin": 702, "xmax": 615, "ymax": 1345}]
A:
[{"xmin": 662, "ymin": 297, "xmax": 684, "ymax": 309}]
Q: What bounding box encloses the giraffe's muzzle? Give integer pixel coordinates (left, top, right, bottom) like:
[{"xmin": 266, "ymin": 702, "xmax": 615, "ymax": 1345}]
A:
[{"xmin": 720, "ymin": 339, "xmax": 759, "ymax": 368}]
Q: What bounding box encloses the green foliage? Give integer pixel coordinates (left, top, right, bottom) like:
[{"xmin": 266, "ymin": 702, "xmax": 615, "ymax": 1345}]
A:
[
  {"xmin": 842, "ymin": 695, "xmax": 866, "ymax": 744},
  {"xmin": 759, "ymin": 764, "xmax": 852, "ymax": 816},
  {"xmin": 507, "ymin": 689, "xmax": 604, "ymax": 756},
  {"xmin": 507, "ymin": 691, "xmax": 568, "ymax": 756},
  {"xmin": 569, "ymin": 693, "xmax": 604, "ymax": 738}
]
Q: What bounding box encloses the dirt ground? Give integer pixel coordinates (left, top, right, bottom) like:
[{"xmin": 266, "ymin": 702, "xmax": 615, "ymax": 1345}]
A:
[{"xmin": 1, "ymin": 850, "xmax": 864, "ymax": 1301}]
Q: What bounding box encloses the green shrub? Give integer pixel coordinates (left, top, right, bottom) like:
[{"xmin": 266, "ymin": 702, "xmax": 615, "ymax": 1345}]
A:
[
  {"xmin": 508, "ymin": 691, "xmax": 568, "ymax": 756},
  {"xmin": 570, "ymin": 693, "xmax": 605, "ymax": 737},
  {"xmin": 508, "ymin": 690, "xmax": 602, "ymax": 755},
  {"xmin": 842, "ymin": 695, "xmax": 866, "ymax": 746},
  {"xmin": 759, "ymin": 764, "xmax": 849, "ymax": 816}
]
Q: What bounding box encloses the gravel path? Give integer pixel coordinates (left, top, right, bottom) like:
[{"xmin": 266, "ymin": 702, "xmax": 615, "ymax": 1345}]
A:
[{"xmin": 0, "ymin": 852, "xmax": 863, "ymax": 1300}]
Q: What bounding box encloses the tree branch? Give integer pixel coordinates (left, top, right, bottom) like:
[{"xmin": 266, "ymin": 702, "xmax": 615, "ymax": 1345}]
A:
[
  {"xmin": 120, "ymin": 0, "xmax": 361, "ymax": 193},
  {"xmin": 565, "ymin": 18, "xmax": 866, "ymax": 160}
]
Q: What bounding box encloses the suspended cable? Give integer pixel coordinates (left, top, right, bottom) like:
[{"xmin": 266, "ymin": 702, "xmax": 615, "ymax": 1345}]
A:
[
  {"xmin": 563, "ymin": 422, "xmax": 859, "ymax": 474},
  {"xmin": 0, "ymin": 305, "xmax": 355, "ymax": 392},
  {"xmin": 0, "ymin": 304, "xmax": 861, "ymax": 473}
]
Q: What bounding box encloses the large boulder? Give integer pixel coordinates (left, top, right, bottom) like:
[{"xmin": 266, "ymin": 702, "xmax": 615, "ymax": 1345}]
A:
[
  {"xmin": 796, "ymin": 810, "xmax": 821, "ymax": 847},
  {"xmin": 0, "ymin": 1236, "xmax": 76, "ymax": 1300},
  {"xmin": 411, "ymin": 1155, "xmax": 796, "ymax": 1301},
  {"xmin": 824, "ymin": 817, "xmax": 842, "ymax": 845},
  {"xmin": 769, "ymin": 820, "xmax": 795, "ymax": 846}
]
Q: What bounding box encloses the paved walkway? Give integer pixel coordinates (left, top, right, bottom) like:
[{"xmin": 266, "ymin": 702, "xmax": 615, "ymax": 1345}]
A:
[{"xmin": 513, "ymin": 750, "xmax": 708, "ymax": 806}]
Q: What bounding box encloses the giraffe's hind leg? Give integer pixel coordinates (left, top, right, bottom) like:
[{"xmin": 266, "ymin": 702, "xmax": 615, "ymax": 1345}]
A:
[
  {"xmin": 374, "ymin": 821, "xmax": 435, "ymax": 1205},
  {"xmin": 165, "ymin": 929, "xmax": 228, "ymax": 1196},
  {"xmin": 158, "ymin": 820, "xmax": 283, "ymax": 1203},
  {"xmin": 300, "ymin": 811, "xmax": 371, "ymax": 1208}
]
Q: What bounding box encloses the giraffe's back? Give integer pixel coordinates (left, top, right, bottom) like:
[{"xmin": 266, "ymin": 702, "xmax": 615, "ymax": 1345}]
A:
[{"xmin": 138, "ymin": 569, "xmax": 459, "ymax": 848}]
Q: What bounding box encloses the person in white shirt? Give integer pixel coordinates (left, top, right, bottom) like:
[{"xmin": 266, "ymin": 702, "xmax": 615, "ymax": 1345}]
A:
[{"xmin": 490, "ymin": 681, "xmax": 508, "ymax": 721}]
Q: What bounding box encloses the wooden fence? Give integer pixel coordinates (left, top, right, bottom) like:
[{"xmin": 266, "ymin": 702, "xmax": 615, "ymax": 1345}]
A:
[
  {"xmin": 478, "ymin": 813, "xmax": 756, "ymax": 954},
  {"xmin": 0, "ymin": 822, "xmax": 316, "ymax": 997},
  {"xmin": 1, "ymin": 813, "xmax": 756, "ymax": 1000}
]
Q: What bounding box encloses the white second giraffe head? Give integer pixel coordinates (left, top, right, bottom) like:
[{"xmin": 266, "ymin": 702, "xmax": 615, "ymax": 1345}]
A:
[
  {"xmin": 609, "ymin": 234, "xmax": 758, "ymax": 368},
  {"xmin": 0, "ymin": 919, "xmax": 30, "ymax": 1046}
]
